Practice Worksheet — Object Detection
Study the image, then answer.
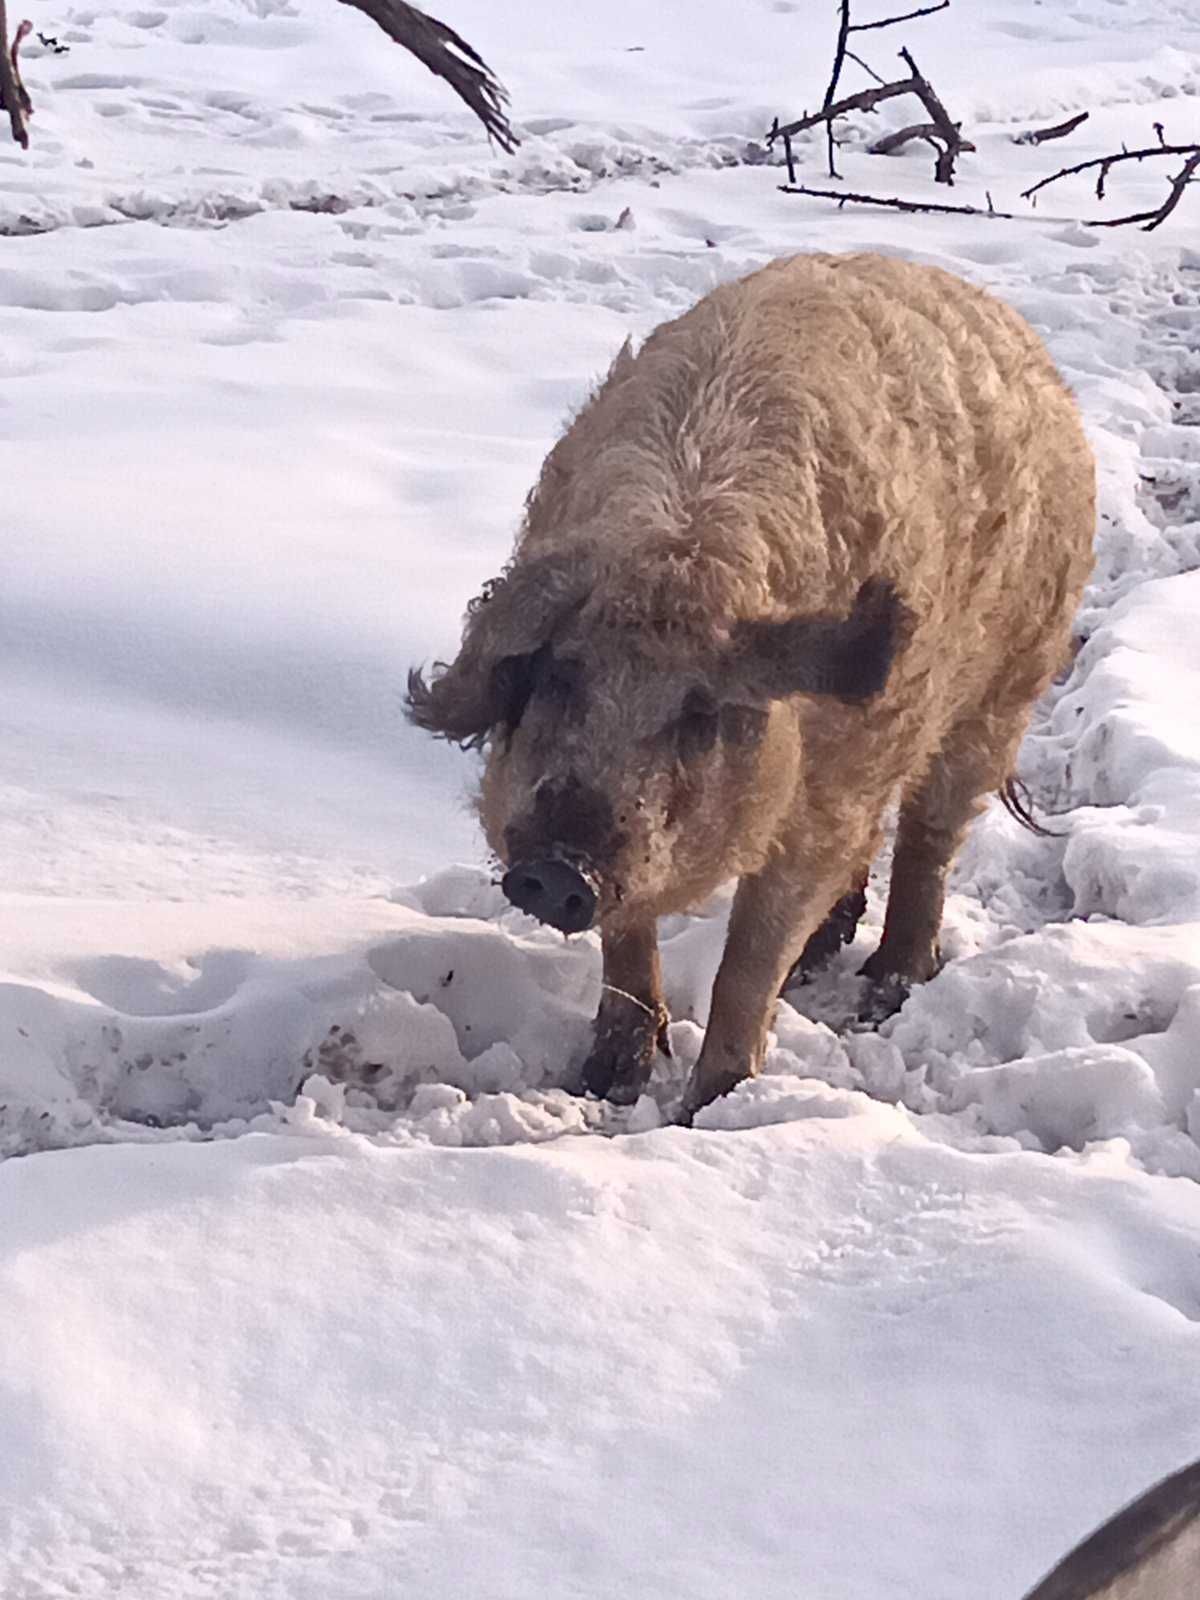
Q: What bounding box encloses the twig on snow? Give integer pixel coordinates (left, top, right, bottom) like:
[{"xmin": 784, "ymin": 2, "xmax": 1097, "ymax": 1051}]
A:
[
  {"xmin": 1013, "ymin": 110, "xmax": 1089, "ymax": 146},
  {"xmin": 811, "ymin": 0, "xmax": 952, "ymax": 177},
  {"xmin": 769, "ymin": 7, "xmax": 967, "ymax": 186},
  {"xmin": 896, "ymin": 46, "xmax": 969, "ymax": 183},
  {"xmin": 845, "ymin": 50, "xmax": 887, "ymax": 86},
  {"xmin": 783, "ymin": 129, "xmax": 796, "ymax": 184},
  {"xmin": 0, "ymin": 2, "xmax": 32, "ymax": 149},
  {"xmin": 820, "ymin": 0, "xmax": 855, "ymax": 177},
  {"xmin": 869, "ymin": 120, "xmax": 976, "ymax": 158},
  {"xmin": 1022, "ymin": 140, "xmax": 1200, "ymax": 203},
  {"xmin": 780, "ymin": 182, "xmax": 1015, "ymax": 217},
  {"xmin": 335, "ymin": 0, "xmax": 518, "ymax": 153},
  {"xmin": 1085, "ymin": 150, "xmax": 1200, "ymax": 232},
  {"xmin": 767, "ymin": 116, "xmax": 798, "ymax": 182},
  {"xmin": 770, "ymin": 75, "xmax": 919, "ymax": 145},
  {"xmin": 848, "ymin": 1, "xmax": 950, "ymax": 32}
]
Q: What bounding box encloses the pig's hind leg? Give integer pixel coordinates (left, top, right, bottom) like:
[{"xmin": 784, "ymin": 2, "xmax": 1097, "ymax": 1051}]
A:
[
  {"xmin": 784, "ymin": 870, "xmax": 869, "ymax": 986},
  {"xmin": 859, "ymin": 708, "xmax": 1026, "ymax": 1014}
]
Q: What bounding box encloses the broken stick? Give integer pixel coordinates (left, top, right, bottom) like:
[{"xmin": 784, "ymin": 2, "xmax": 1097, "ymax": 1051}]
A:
[
  {"xmin": 780, "ymin": 182, "xmax": 1014, "ymax": 217},
  {"xmin": 1085, "ymin": 149, "xmax": 1200, "ymax": 232},
  {"xmin": 1022, "ymin": 140, "xmax": 1200, "ymax": 203},
  {"xmin": 1013, "ymin": 111, "xmax": 1089, "ymax": 146}
]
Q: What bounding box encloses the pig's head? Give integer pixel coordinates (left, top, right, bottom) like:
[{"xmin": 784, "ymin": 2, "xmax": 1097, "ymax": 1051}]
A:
[{"xmin": 407, "ymin": 552, "xmax": 907, "ymax": 933}]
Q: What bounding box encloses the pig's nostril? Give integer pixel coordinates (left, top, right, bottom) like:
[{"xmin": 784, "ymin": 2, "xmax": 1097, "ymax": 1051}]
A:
[{"xmin": 502, "ymin": 859, "xmax": 596, "ymax": 933}]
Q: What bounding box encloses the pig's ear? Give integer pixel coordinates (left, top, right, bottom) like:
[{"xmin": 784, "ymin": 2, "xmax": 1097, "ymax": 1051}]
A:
[
  {"xmin": 406, "ymin": 649, "xmax": 542, "ymax": 750},
  {"xmin": 727, "ymin": 579, "xmax": 910, "ymax": 705},
  {"xmin": 406, "ymin": 554, "xmax": 584, "ymax": 748}
]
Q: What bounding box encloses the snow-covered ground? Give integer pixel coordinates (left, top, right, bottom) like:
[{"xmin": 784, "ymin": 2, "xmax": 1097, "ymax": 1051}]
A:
[{"xmin": 3, "ymin": 0, "xmax": 1200, "ymax": 1594}]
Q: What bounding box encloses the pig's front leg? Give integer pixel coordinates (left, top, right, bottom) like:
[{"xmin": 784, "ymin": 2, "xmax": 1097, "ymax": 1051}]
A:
[
  {"xmin": 682, "ymin": 845, "xmax": 865, "ymax": 1119},
  {"xmin": 581, "ymin": 920, "xmax": 669, "ymax": 1106}
]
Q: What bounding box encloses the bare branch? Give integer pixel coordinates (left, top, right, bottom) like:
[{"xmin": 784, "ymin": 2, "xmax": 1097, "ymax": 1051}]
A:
[
  {"xmin": 821, "ymin": 0, "xmax": 854, "ymax": 178},
  {"xmin": 845, "ymin": 50, "xmax": 887, "ymax": 86},
  {"xmin": 769, "ymin": 1, "xmax": 961, "ymax": 182},
  {"xmin": 870, "ymin": 120, "xmax": 975, "ymax": 156},
  {"xmin": 780, "ymin": 182, "xmax": 1015, "ymax": 217},
  {"xmin": 783, "ymin": 129, "xmax": 797, "ymax": 184},
  {"xmin": 1013, "ymin": 110, "xmax": 1089, "ymax": 146},
  {"xmin": 336, "ymin": 0, "xmax": 518, "ymax": 153},
  {"xmin": 848, "ymin": 1, "xmax": 950, "ymax": 32},
  {"xmin": 896, "ymin": 45, "xmax": 969, "ymax": 183},
  {"xmin": 1085, "ymin": 150, "xmax": 1200, "ymax": 231},
  {"xmin": 1021, "ymin": 142, "xmax": 1199, "ymax": 201},
  {"xmin": 768, "ymin": 116, "xmax": 799, "ymax": 182},
  {"xmin": 0, "ymin": 3, "xmax": 32, "ymax": 148},
  {"xmin": 770, "ymin": 75, "xmax": 919, "ymax": 143}
]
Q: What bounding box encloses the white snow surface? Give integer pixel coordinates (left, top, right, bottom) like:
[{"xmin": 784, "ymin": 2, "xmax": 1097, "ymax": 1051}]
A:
[{"xmin": 3, "ymin": 0, "xmax": 1200, "ymax": 1594}]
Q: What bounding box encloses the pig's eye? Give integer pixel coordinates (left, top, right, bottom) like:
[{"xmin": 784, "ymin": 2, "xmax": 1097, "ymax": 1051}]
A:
[
  {"xmin": 535, "ymin": 653, "xmax": 585, "ymax": 710},
  {"xmin": 492, "ymin": 652, "xmax": 539, "ymax": 737},
  {"xmin": 675, "ymin": 688, "xmax": 719, "ymax": 759}
]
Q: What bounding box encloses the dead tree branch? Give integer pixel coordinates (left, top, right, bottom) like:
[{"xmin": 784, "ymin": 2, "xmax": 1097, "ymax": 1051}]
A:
[
  {"xmin": 845, "ymin": 50, "xmax": 886, "ymax": 85},
  {"xmin": 820, "ymin": 0, "xmax": 854, "ymax": 177},
  {"xmin": 896, "ymin": 46, "xmax": 968, "ymax": 183},
  {"xmin": 870, "ymin": 120, "xmax": 975, "ymax": 157},
  {"xmin": 1013, "ymin": 110, "xmax": 1088, "ymax": 146},
  {"xmin": 337, "ymin": 0, "xmax": 517, "ymax": 151},
  {"xmin": 0, "ymin": 4, "xmax": 32, "ymax": 148},
  {"xmin": 769, "ymin": 5, "xmax": 965, "ymax": 185},
  {"xmin": 771, "ymin": 76, "xmax": 919, "ymax": 144},
  {"xmin": 813, "ymin": 0, "xmax": 952, "ymax": 177},
  {"xmin": 1022, "ymin": 141, "xmax": 1200, "ymax": 203},
  {"xmin": 780, "ymin": 183, "xmax": 1015, "ymax": 217},
  {"xmin": 1085, "ymin": 150, "xmax": 1200, "ymax": 231},
  {"xmin": 848, "ymin": 1, "xmax": 950, "ymax": 31},
  {"xmin": 767, "ymin": 116, "xmax": 799, "ymax": 182}
]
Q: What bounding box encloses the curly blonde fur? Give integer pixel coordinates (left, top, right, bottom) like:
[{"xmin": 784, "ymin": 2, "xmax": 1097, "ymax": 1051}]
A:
[{"xmin": 408, "ymin": 252, "xmax": 1095, "ymax": 1114}]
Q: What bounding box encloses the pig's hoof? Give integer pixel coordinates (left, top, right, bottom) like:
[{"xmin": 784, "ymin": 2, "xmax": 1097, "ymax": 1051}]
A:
[
  {"xmin": 857, "ymin": 943, "xmax": 939, "ymax": 1022},
  {"xmin": 582, "ymin": 1042, "xmax": 652, "ymax": 1106},
  {"xmin": 855, "ymin": 976, "xmax": 910, "ymax": 1025},
  {"xmin": 784, "ymin": 883, "xmax": 868, "ymax": 989},
  {"xmin": 680, "ymin": 1064, "xmax": 748, "ymax": 1121},
  {"xmin": 582, "ymin": 999, "xmax": 670, "ymax": 1104}
]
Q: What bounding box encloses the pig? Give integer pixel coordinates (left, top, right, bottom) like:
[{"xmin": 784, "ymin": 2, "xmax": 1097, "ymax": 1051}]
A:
[
  {"xmin": 1021, "ymin": 1455, "xmax": 1200, "ymax": 1600},
  {"xmin": 407, "ymin": 252, "xmax": 1095, "ymax": 1116}
]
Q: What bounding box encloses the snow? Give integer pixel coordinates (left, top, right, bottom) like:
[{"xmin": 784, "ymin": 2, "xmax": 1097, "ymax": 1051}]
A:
[
  {"xmin": 4, "ymin": 1114, "xmax": 1200, "ymax": 1600},
  {"xmin": 3, "ymin": 0, "xmax": 1200, "ymax": 1593}
]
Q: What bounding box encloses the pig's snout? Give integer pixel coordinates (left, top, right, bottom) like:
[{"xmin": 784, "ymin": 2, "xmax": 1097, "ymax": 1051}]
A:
[{"xmin": 502, "ymin": 858, "xmax": 597, "ymax": 934}]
